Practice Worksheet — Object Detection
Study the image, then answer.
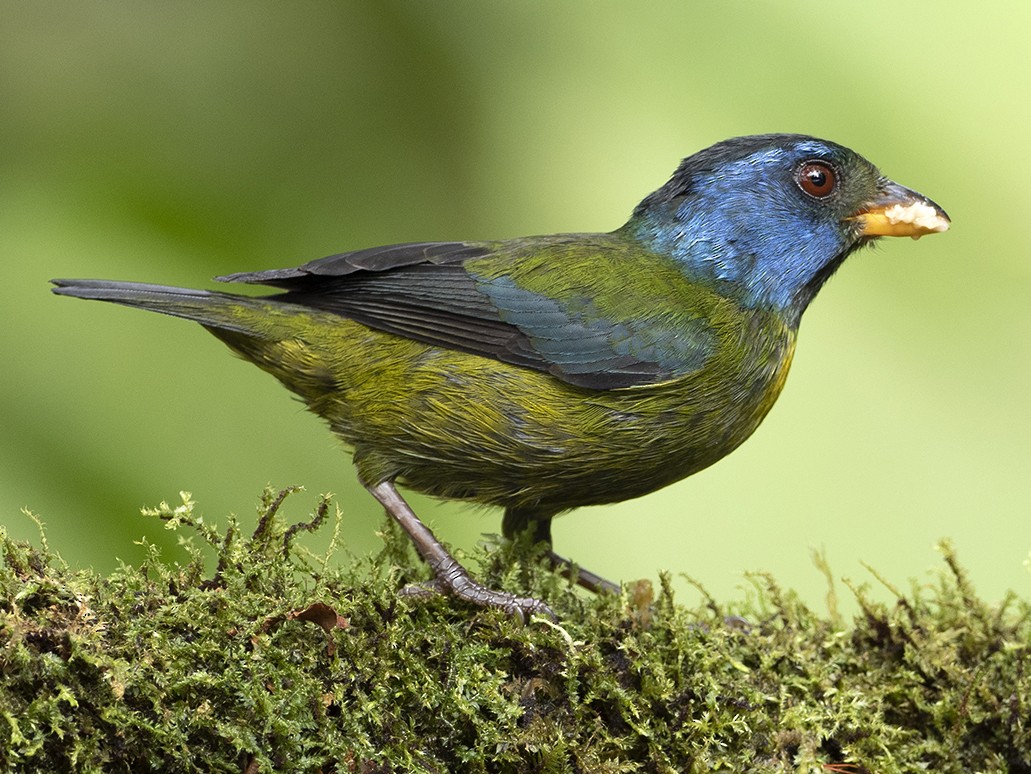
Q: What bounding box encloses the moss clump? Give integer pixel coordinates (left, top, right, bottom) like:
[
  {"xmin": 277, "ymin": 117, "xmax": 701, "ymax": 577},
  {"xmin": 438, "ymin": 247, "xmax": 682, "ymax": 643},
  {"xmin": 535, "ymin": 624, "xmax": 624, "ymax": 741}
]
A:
[{"xmin": 1, "ymin": 489, "xmax": 1028, "ymax": 772}]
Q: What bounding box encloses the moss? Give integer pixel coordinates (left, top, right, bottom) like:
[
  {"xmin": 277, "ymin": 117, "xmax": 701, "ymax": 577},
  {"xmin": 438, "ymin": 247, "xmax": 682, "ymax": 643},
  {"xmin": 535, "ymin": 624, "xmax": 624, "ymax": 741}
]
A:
[{"xmin": 1, "ymin": 489, "xmax": 1028, "ymax": 772}]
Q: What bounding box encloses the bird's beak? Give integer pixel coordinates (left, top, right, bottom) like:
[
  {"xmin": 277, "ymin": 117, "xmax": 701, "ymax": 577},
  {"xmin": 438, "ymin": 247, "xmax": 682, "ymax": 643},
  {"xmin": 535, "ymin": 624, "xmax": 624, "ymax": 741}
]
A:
[{"xmin": 852, "ymin": 179, "xmax": 950, "ymax": 240}]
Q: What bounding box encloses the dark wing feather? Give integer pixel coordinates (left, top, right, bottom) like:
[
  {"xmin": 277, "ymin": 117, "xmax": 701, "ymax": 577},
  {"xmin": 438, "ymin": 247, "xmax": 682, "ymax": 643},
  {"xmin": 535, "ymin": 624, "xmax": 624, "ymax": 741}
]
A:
[
  {"xmin": 217, "ymin": 242, "xmax": 489, "ymax": 286},
  {"xmin": 216, "ymin": 240, "xmax": 710, "ymax": 390},
  {"xmin": 268, "ymin": 262, "xmax": 558, "ymax": 375}
]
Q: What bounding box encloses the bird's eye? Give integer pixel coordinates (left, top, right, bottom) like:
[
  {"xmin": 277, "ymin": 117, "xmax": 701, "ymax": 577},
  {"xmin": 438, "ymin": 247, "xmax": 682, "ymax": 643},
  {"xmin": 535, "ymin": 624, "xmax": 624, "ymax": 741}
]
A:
[{"xmin": 796, "ymin": 161, "xmax": 837, "ymax": 198}]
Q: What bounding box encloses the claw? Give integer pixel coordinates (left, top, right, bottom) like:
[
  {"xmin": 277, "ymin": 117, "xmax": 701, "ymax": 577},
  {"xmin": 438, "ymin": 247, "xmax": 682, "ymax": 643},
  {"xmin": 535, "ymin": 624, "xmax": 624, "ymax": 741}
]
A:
[{"xmin": 368, "ymin": 480, "xmax": 557, "ymax": 621}]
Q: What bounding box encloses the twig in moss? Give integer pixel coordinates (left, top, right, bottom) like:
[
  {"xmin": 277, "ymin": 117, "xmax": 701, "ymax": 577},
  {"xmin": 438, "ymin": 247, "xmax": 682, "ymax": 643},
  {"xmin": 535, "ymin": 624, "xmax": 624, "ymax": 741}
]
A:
[
  {"xmin": 142, "ymin": 491, "xmax": 222, "ymax": 549},
  {"xmin": 860, "ymin": 560, "xmax": 924, "ymax": 632},
  {"xmin": 811, "ymin": 546, "xmax": 841, "ymax": 626},
  {"xmin": 22, "ymin": 509, "xmax": 61, "ymax": 569},
  {"xmin": 937, "ymin": 539, "xmax": 979, "ymax": 612},
  {"xmin": 282, "ymin": 494, "xmax": 331, "ymax": 559},
  {"xmin": 679, "ymin": 572, "xmax": 722, "ymax": 620},
  {"xmin": 251, "ymin": 485, "xmax": 303, "ymax": 548},
  {"xmin": 201, "ymin": 523, "xmax": 239, "ymax": 591}
]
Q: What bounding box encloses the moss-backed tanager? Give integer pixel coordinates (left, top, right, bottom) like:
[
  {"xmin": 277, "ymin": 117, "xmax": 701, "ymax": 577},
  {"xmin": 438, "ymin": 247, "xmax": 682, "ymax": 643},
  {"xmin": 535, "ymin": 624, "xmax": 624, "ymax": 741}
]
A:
[{"xmin": 53, "ymin": 134, "xmax": 950, "ymax": 619}]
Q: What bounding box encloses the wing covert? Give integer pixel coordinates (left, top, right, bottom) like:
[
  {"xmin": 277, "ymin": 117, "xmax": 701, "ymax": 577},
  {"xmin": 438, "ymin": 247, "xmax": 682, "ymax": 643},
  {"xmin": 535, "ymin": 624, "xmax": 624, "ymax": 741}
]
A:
[{"xmin": 216, "ymin": 238, "xmax": 715, "ymax": 389}]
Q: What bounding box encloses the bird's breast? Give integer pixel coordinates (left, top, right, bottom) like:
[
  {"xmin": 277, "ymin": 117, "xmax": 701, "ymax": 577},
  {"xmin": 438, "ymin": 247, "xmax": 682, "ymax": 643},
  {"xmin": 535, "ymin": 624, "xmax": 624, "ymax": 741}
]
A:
[{"xmin": 553, "ymin": 309, "xmax": 797, "ymax": 505}]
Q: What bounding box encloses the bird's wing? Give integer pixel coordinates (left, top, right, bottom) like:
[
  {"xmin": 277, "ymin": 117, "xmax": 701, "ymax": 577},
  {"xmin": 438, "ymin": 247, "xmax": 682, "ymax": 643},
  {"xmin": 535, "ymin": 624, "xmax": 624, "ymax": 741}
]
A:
[
  {"xmin": 217, "ymin": 238, "xmax": 716, "ymax": 390},
  {"xmin": 218, "ymin": 242, "xmax": 490, "ymax": 285}
]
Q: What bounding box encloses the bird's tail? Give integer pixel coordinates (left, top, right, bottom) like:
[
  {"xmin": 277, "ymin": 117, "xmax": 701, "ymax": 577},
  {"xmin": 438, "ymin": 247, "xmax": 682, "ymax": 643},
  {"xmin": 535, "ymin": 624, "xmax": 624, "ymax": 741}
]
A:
[
  {"xmin": 53, "ymin": 277, "xmax": 361, "ymax": 406},
  {"xmin": 50, "ymin": 279, "xmax": 277, "ymax": 337}
]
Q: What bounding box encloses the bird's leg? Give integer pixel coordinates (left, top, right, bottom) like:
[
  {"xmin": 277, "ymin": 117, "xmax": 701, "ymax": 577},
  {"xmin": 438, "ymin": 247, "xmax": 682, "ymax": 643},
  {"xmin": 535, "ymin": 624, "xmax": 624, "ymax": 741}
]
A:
[
  {"xmin": 502, "ymin": 507, "xmax": 621, "ymax": 595},
  {"xmin": 366, "ymin": 481, "xmax": 556, "ymax": 621}
]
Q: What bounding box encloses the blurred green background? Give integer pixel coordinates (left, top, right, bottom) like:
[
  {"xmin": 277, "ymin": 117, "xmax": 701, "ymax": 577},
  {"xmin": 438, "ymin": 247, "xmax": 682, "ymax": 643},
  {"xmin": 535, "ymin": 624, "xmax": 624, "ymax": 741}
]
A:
[{"xmin": 2, "ymin": 2, "xmax": 1028, "ymax": 612}]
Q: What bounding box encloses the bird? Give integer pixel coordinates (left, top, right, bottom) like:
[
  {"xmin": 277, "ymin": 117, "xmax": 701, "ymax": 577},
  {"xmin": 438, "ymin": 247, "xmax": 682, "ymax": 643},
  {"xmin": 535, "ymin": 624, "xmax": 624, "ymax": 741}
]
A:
[{"xmin": 52, "ymin": 134, "xmax": 949, "ymax": 620}]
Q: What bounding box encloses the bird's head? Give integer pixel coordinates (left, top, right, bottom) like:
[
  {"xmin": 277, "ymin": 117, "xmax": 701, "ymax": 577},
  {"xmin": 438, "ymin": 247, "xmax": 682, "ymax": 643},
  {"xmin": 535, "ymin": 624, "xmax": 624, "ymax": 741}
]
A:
[{"xmin": 626, "ymin": 134, "xmax": 949, "ymax": 323}]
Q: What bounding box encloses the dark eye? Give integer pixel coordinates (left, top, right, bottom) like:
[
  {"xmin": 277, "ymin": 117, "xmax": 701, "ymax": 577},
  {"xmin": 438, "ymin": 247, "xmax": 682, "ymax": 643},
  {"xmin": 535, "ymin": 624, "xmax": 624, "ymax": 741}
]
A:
[{"xmin": 797, "ymin": 161, "xmax": 837, "ymax": 198}]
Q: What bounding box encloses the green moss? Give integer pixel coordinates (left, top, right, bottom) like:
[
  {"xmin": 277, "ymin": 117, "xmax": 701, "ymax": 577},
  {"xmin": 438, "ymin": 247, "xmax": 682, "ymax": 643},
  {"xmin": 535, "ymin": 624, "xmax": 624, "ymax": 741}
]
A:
[{"xmin": 1, "ymin": 490, "xmax": 1028, "ymax": 772}]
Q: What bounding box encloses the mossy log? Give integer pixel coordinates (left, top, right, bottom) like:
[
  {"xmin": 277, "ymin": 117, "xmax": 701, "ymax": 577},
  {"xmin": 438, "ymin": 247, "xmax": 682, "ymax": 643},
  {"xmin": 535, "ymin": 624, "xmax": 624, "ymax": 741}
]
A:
[{"xmin": 2, "ymin": 489, "xmax": 1028, "ymax": 772}]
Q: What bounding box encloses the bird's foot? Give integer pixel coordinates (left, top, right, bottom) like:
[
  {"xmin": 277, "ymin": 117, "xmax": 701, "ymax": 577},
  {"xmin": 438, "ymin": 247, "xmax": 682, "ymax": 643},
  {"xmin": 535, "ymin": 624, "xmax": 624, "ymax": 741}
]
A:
[
  {"xmin": 367, "ymin": 480, "xmax": 556, "ymax": 621},
  {"xmin": 416, "ymin": 558, "xmax": 556, "ymax": 622}
]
